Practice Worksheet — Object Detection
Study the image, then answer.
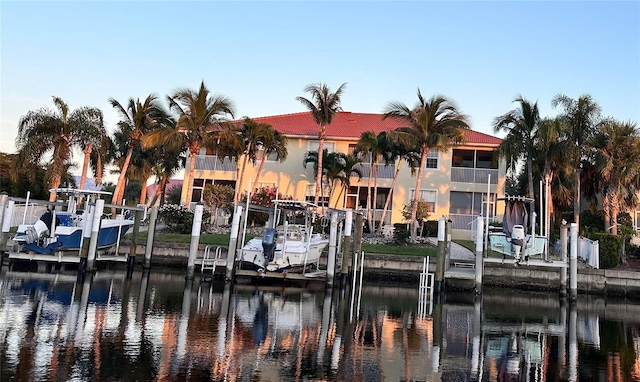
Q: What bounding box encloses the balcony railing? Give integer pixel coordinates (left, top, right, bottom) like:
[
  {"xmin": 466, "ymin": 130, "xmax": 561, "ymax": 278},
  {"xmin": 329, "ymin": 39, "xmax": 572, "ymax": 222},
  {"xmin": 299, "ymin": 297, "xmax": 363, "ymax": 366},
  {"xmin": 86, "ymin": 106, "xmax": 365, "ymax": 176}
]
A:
[
  {"xmin": 353, "ymin": 163, "xmax": 396, "ymax": 179},
  {"xmin": 451, "ymin": 168, "xmax": 498, "ymax": 184},
  {"xmin": 194, "ymin": 155, "xmax": 237, "ymax": 172}
]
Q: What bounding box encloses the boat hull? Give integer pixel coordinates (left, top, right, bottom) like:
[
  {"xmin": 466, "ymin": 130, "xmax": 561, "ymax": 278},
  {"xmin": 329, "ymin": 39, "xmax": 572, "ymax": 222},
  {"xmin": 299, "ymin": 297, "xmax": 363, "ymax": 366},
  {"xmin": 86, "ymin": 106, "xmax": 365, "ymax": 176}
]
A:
[{"xmin": 240, "ymin": 237, "xmax": 329, "ymax": 272}]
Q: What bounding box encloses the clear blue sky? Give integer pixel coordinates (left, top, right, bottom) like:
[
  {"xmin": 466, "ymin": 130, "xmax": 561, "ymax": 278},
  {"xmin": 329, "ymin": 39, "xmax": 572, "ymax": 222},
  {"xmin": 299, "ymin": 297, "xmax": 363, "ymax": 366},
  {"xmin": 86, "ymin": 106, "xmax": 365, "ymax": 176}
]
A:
[{"xmin": 2, "ymin": 1, "xmax": 639, "ymax": 167}]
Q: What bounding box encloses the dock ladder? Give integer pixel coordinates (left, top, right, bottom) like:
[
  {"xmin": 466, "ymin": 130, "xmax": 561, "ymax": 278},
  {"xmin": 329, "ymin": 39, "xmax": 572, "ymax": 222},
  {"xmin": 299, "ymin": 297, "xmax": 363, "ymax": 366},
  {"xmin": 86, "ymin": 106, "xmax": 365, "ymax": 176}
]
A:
[
  {"xmin": 418, "ymin": 256, "xmax": 435, "ymax": 318},
  {"xmin": 200, "ymin": 246, "xmax": 226, "ymax": 274}
]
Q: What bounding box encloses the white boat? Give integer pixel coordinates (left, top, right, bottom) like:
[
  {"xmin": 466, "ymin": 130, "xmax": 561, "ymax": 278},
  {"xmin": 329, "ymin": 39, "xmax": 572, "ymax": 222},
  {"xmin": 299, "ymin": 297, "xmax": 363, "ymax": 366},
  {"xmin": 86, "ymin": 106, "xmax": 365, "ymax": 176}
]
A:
[
  {"xmin": 10, "ymin": 188, "xmax": 134, "ymax": 257},
  {"xmin": 488, "ymin": 196, "xmax": 547, "ymax": 265},
  {"xmin": 240, "ymin": 200, "xmax": 329, "ymax": 272}
]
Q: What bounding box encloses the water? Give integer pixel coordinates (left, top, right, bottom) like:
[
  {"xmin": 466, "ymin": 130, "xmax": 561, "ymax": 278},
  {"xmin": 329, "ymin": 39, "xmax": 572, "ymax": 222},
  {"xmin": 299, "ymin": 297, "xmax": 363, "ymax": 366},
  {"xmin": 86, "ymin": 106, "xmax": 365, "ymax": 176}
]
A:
[{"xmin": 1, "ymin": 268, "xmax": 640, "ymax": 382}]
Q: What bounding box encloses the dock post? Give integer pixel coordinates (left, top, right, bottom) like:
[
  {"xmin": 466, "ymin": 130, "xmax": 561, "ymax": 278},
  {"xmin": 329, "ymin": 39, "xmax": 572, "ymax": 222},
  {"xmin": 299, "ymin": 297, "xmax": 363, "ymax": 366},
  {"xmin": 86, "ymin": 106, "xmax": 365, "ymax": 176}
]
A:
[
  {"xmin": 569, "ymin": 223, "xmax": 578, "ymax": 301},
  {"xmin": 445, "ymin": 218, "xmax": 452, "ymax": 271},
  {"xmin": 471, "ymin": 296, "xmax": 482, "ymax": 379},
  {"xmin": 351, "ymin": 213, "xmax": 364, "ymax": 280},
  {"xmin": 127, "ymin": 210, "xmax": 142, "ymax": 277},
  {"xmin": 435, "ymin": 216, "xmax": 446, "ymax": 295},
  {"xmin": 86, "ymin": 199, "xmax": 104, "ymax": 272},
  {"xmin": 143, "ymin": 206, "xmax": 159, "ymax": 270},
  {"xmin": 560, "ymin": 220, "xmax": 568, "ymax": 296},
  {"xmin": 326, "ymin": 211, "xmax": 338, "ymax": 288},
  {"xmin": 225, "ymin": 205, "xmax": 243, "ymax": 282},
  {"xmin": 568, "ymin": 299, "xmax": 578, "ymax": 381},
  {"xmin": 186, "ymin": 203, "xmax": 204, "ymax": 280},
  {"xmin": 340, "ymin": 209, "xmax": 353, "ymax": 287},
  {"xmin": 136, "ymin": 269, "xmax": 150, "ymax": 321},
  {"xmin": 475, "ymin": 217, "xmax": 484, "ymax": 294},
  {"xmin": 0, "ymin": 193, "xmax": 9, "ymax": 263},
  {"xmin": 0, "ymin": 198, "xmax": 14, "ymax": 257}
]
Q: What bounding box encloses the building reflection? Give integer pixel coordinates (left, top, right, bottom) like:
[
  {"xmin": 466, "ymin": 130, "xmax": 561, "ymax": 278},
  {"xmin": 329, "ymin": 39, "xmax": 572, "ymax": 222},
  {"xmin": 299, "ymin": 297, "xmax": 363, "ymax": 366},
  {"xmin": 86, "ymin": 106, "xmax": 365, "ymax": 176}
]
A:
[{"xmin": 3, "ymin": 270, "xmax": 640, "ymax": 381}]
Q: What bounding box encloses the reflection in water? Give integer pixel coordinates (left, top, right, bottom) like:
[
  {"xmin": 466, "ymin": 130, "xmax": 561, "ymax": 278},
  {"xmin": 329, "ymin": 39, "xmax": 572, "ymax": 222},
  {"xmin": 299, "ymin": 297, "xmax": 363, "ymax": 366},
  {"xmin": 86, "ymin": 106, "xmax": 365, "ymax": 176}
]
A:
[{"xmin": 2, "ymin": 269, "xmax": 640, "ymax": 381}]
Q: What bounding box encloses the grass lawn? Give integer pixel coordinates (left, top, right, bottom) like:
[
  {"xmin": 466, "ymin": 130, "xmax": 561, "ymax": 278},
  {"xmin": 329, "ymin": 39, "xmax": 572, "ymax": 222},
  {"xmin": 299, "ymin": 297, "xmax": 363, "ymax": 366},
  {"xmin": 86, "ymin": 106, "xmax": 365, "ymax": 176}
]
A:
[{"xmin": 127, "ymin": 232, "xmax": 437, "ymax": 256}]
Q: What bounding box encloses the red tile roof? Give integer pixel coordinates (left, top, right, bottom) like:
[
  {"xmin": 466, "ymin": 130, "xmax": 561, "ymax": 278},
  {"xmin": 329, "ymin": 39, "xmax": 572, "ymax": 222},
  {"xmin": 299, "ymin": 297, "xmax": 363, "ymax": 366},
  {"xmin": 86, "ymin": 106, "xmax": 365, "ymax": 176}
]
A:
[{"xmin": 251, "ymin": 112, "xmax": 502, "ymax": 146}]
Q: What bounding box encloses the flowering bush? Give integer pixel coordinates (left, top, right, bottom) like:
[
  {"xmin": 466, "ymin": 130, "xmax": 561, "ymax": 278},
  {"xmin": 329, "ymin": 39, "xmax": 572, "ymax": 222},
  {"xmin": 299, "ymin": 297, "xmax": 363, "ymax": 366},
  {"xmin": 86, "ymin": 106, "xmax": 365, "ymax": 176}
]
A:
[
  {"xmin": 158, "ymin": 204, "xmax": 211, "ymax": 234},
  {"xmin": 239, "ymin": 187, "xmax": 293, "ymax": 226}
]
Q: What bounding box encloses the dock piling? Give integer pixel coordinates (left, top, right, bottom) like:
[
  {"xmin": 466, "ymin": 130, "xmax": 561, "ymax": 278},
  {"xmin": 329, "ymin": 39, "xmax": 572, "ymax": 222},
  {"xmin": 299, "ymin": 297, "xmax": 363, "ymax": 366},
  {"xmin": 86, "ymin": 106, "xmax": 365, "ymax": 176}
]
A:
[
  {"xmin": 340, "ymin": 209, "xmax": 353, "ymax": 287},
  {"xmin": 475, "ymin": 217, "xmax": 484, "ymax": 294},
  {"xmin": 560, "ymin": 220, "xmax": 568, "ymax": 295},
  {"xmin": 326, "ymin": 211, "xmax": 338, "ymax": 288},
  {"xmin": 85, "ymin": 199, "xmax": 104, "ymax": 272},
  {"xmin": 127, "ymin": 210, "xmax": 142, "ymax": 277},
  {"xmin": 1, "ymin": 199, "xmax": 15, "ymax": 257},
  {"xmin": 225, "ymin": 205, "xmax": 243, "ymax": 281},
  {"xmin": 351, "ymin": 213, "xmax": 364, "ymax": 281},
  {"xmin": 186, "ymin": 204, "xmax": 204, "ymax": 280},
  {"xmin": 569, "ymin": 222, "xmax": 578, "ymax": 300},
  {"xmin": 143, "ymin": 206, "xmax": 159, "ymax": 269},
  {"xmin": 435, "ymin": 216, "xmax": 446, "ymax": 295}
]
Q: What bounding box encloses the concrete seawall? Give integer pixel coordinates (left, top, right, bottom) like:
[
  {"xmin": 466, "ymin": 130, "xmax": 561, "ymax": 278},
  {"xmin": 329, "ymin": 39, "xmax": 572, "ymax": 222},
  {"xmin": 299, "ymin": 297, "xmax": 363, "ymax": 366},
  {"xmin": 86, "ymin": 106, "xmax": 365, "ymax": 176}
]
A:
[{"xmin": 121, "ymin": 242, "xmax": 640, "ymax": 298}]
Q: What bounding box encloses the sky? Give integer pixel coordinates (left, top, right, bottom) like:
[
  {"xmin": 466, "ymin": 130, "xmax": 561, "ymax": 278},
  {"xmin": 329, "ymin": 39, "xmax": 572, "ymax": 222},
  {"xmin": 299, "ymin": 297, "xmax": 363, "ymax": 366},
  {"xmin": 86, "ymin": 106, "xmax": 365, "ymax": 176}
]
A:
[{"xmin": 1, "ymin": 1, "xmax": 639, "ymax": 179}]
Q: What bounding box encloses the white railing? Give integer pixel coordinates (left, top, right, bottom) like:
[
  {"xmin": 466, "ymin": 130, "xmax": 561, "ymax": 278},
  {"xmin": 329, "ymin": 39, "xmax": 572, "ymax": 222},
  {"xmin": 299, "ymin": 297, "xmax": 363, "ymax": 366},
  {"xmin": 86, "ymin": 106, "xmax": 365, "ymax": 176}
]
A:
[
  {"xmin": 451, "ymin": 168, "xmax": 498, "ymax": 184},
  {"xmin": 194, "ymin": 155, "xmax": 237, "ymax": 172},
  {"xmin": 578, "ymin": 236, "xmax": 600, "ymax": 269}
]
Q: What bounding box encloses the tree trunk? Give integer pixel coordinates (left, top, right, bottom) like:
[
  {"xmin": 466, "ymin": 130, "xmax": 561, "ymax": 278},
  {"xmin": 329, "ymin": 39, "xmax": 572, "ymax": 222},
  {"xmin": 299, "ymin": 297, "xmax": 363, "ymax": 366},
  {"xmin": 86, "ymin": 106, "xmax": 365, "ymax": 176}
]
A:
[
  {"xmin": 235, "ymin": 142, "xmax": 251, "ymax": 203},
  {"xmin": 573, "ymin": 167, "xmax": 581, "ymax": 226},
  {"xmin": 527, "ymin": 157, "xmax": 535, "ymax": 233},
  {"xmin": 80, "ymin": 144, "xmax": 92, "ymax": 190},
  {"xmin": 149, "ymin": 174, "xmax": 168, "ymax": 207},
  {"xmin": 48, "ymin": 172, "xmax": 62, "ymax": 202},
  {"xmin": 378, "ymin": 160, "xmax": 402, "ymax": 234},
  {"xmin": 185, "ymin": 148, "xmax": 198, "ymax": 207},
  {"xmin": 366, "ymin": 154, "xmax": 373, "ymax": 230},
  {"xmin": 611, "ymin": 191, "xmax": 619, "ymax": 236},
  {"xmin": 411, "ymin": 146, "xmax": 428, "ymax": 242},
  {"xmin": 314, "ymin": 125, "xmax": 326, "ymax": 208},
  {"xmin": 603, "ymin": 190, "xmax": 611, "ymax": 233},
  {"xmin": 112, "ymin": 146, "xmax": 134, "ymax": 215},
  {"xmin": 139, "ymin": 176, "xmax": 149, "ymax": 205},
  {"xmin": 254, "ymin": 155, "xmax": 267, "ymax": 188},
  {"xmin": 372, "ymin": 157, "xmax": 380, "ymax": 232},
  {"xmin": 96, "ymin": 153, "xmax": 103, "ymax": 187}
]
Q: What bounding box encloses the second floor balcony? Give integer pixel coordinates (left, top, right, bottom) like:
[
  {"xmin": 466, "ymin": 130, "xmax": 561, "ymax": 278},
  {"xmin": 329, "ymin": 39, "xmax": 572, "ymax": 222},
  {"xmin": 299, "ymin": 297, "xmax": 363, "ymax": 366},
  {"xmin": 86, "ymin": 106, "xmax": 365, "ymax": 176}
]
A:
[
  {"xmin": 194, "ymin": 155, "xmax": 237, "ymax": 172},
  {"xmin": 451, "ymin": 167, "xmax": 498, "ymax": 184}
]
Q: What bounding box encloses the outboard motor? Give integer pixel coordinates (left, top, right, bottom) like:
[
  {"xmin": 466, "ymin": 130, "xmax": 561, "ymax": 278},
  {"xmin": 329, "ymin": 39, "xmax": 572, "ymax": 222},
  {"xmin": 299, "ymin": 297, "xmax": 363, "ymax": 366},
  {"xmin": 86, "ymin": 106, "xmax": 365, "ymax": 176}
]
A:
[
  {"xmin": 511, "ymin": 225, "xmax": 525, "ymax": 263},
  {"xmin": 262, "ymin": 228, "xmax": 278, "ymax": 262}
]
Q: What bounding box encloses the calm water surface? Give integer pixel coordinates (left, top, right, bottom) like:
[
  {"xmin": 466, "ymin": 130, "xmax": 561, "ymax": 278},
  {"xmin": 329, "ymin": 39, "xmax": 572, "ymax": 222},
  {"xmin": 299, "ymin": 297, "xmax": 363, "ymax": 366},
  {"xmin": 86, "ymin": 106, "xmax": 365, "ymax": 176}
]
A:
[{"xmin": 1, "ymin": 268, "xmax": 640, "ymax": 381}]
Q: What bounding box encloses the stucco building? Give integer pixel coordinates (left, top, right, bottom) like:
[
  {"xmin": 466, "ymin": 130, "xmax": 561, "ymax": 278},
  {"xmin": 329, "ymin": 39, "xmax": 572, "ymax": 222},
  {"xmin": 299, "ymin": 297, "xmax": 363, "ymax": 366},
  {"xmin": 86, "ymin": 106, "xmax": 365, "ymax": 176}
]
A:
[{"xmin": 179, "ymin": 111, "xmax": 506, "ymax": 239}]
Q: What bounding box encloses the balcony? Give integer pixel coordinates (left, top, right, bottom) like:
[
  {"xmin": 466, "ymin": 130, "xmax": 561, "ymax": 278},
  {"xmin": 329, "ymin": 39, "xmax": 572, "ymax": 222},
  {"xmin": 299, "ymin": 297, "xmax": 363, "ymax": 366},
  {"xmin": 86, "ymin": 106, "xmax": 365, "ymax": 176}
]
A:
[
  {"xmin": 451, "ymin": 168, "xmax": 498, "ymax": 184},
  {"xmin": 194, "ymin": 155, "xmax": 237, "ymax": 172},
  {"xmin": 353, "ymin": 163, "xmax": 396, "ymax": 179}
]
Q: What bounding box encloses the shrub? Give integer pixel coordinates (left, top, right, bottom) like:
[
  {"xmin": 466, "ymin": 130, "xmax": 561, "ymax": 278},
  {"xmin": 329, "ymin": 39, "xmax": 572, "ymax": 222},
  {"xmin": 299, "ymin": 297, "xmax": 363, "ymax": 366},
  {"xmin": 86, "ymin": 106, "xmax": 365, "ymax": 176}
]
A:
[
  {"xmin": 393, "ymin": 223, "xmax": 410, "ymax": 244},
  {"xmin": 423, "ymin": 220, "xmax": 439, "ymax": 237},
  {"xmin": 158, "ymin": 204, "xmax": 211, "ymax": 234},
  {"xmin": 588, "ymin": 232, "xmax": 623, "ymax": 269}
]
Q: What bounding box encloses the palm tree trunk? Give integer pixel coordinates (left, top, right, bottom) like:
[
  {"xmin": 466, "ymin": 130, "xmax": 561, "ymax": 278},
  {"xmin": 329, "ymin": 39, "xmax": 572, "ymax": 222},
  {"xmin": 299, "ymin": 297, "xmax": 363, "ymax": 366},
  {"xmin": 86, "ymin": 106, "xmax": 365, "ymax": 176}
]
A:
[
  {"xmin": 149, "ymin": 175, "xmax": 168, "ymax": 207},
  {"xmin": 48, "ymin": 173, "xmax": 63, "ymax": 202},
  {"xmin": 334, "ymin": 184, "xmax": 345, "ymax": 208},
  {"xmin": 574, "ymin": 168, "xmax": 581, "ymax": 226},
  {"xmin": 96, "ymin": 154, "xmax": 104, "ymax": 187},
  {"xmin": 372, "ymin": 157, "xmax": 380, "ymax": 232},
  {"xmin": 527, "ymin": 157, "xmax": 535, "ymax": 232},
  {"xmin": 254, "ymin": 155, "xmax": 267, "ymax": 187},
  {"xmin": 366, "ymin": 155, "xmax": 373, "ymax": 230},
  {"xmin": 378, "ymin": 160, "xmax": 402, "ymax": 234},
  {"xmin": 411, "ymin": 146, "xmax": 428, "ymax": 242},
  {"xmin": 235, "ymin": 143, "xmax": 251, "ymax": 203},
  {"xmin": 611, "ymin": 191, "xmax": 619, "ymax": 235},
  {"xmin": 111, "ymin": 146, "xmax": 134, "ymax": 215},
  {"xmin": 314, "ymin": 125, "xmax": 326, "ymax": 207},
  {"xmin": 185, "ymin": 149, "xmax": 198, "ymax": 207},
  {"xmin": 139, "ymin": 176, "xmax": 149, "ymax": 205},
  {"xmin": 603, "ymin": 190, "xmax": 611, "ymax": 232},
  {"xmin": 80, "ymin": 144, "xmax": 92, "ymax": 190}
]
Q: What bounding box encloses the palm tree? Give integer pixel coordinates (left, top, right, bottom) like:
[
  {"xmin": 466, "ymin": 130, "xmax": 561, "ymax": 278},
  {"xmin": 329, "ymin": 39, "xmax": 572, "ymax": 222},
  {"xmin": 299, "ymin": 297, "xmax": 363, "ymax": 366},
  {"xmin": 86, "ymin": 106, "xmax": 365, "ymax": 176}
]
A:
[
  {"xmin": 166, "ymin": 81, "xmax": 235, "ymax": 205},
  {"xmin": 535, "ymin": 117, "xmax": 567, "ymax": 229},
  {"xmin": 109, "ymin": 94, "xmax": 167, "ymax": 207},
  {"xmin": 592, "ymin": 119, "xmax": 640, "ymax": 234},
  {"xmin": 296, "ymin": 82, "xmax": 347, "ymax": 206},
  {"xmin": 254, "ymin": 130, "xmax": 288, "ymax": 187},
  {"xmin": 75, "ymin": 110, "xmax": 107, "ymax": 191},
  {"xmin": 552, "ymin": 93, "xmax": 602, "ymax": 226},
  {"xmin": 354, "ymin": 131, "xmax": 384, "ymax": 230},
  {"xmin": 89, "ymin": 134, "xmax": 115, "ymax": 188},
  {"xmin": 383, "ymin": 90, "xmax": 470, "ymax": 242},
  {"xmin": 377, "ymin": 140, "xmax": 420, "ymax": 234},
  {"xmin": 235, "ymin": 118, "xmax": 274, "ymax": 202},
  {"xmin": 333, "ymin": 153, "xmax": 363, "ymax": 208},
  {"xmin": 16, "ymin": 96, "xmax": 104, "ymax": 201}
]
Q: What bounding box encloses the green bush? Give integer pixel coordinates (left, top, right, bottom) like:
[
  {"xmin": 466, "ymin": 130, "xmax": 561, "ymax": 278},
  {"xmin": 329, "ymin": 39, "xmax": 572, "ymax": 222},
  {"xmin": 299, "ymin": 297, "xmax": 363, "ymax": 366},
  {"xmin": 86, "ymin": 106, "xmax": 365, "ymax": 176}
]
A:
[
  {"xmin": 393, "ymin": 223, "xmax": 410, "ymax": 244},
  {"xmin": 423, "ymin": 220, "xmax": 438, "ymax": 237},
  {"xmin": 158, "ymin": 204, "xmax": 211, "ymax": 234},
  {"xmin": 589, "ymin": 232, "xmax": 623, "ymax": 269}
]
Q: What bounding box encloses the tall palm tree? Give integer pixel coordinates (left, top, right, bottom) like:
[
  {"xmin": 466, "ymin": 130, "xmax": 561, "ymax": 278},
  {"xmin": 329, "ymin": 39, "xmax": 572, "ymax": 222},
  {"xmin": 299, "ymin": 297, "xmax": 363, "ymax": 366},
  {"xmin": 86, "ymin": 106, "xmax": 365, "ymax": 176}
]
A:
[
  {"xmin": 16, "ymin": 96, "xmax": 104, "ymax": 201},
  {"xmin": 383, "ymin": 90, "xmax": 469, "ymax": 242},
  {"xmin": 166, "ymin": 81, "xmax": 235, "ymax": 205},
  {"xmin": 296, "ymin": 82, "xmax": 347, "ymax": 206},
  {"xmin": 235, "ymin": 118, "xmax": 274, "ymax": 202},
  {"xmin": 552, "ymin": 93, "xmax": 602, "ymax": 226},
  {"xmin": 592, "ymin": 119, "xmax": 640, "ymax": 234},
  {"xmin": 535, "ymin": 117, "xmax": 567, "ymax": 229},
  {"xmin": 354, "ymin": 131, "xmax": 385, "ymax": 230},
  {"xmin": 333, "ymin": 153, "xmax": 363, "ymax": 208},
  {"xmin": 89, "ymin": 134, "xmax": 115, "ymax": 188},
  {"xmin": 75, "ymin": 110, "xmax": 107, "ymax": 191},
  {"xmin": 254, "ymin": 130, "xmax": 288, "ymax": 187},
  {"xmin": 109, "ymin": 94, "xmax": 167, "ymax": 207}
]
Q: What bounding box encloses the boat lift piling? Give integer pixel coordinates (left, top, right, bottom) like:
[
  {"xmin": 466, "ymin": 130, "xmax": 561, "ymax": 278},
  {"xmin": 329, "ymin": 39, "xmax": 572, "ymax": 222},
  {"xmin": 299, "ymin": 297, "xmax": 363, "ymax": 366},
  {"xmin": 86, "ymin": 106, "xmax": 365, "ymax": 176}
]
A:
[
  {"xmin": 560, "ymin": 220, "xmax": 568, "ymax": 295},
  {"xmin": 326, "ymin": 211, "xmax": 339, "ymax": 288},
  {"xmin": 569, "ymin": 223, "xmax": 578, "ymax": 300},
  {"xmin": 1, "ymin": 198, "xmax": 15, "ymax": 258},
  {"xmin": 475, "ymin": 217, "xmax": 484, "ymax": 294},
  {"xmin": 435, "ymin": 216, "xmax": 446, "ymax": 296},
  {"xmin": 0, "ymin": 193, "xmax": 9, "ymax": 266},
  {"xmin": 225, "ymin": 205, "xmax": 243, "ymax": 281},
  {"xmin": 127, "ymin": 210, "xmax": 143, "ymax": 277},
  {"xmin": 351, "ymin": 213, "xmax": 364, "ymax": 281},
  {"xmin": 85, "ymin": 199, "xmax": 104, "ymax": 272},
  {"xmin": 340, "ymin": 209, "xmax": 353, "ymax": 287},
  {"xmin": 186, "ymin": 203, "xmax": 204, "ymax": 280},
  {"xmin": 143, "ymin": 206, "xmax": 159, "ymax": 270}
]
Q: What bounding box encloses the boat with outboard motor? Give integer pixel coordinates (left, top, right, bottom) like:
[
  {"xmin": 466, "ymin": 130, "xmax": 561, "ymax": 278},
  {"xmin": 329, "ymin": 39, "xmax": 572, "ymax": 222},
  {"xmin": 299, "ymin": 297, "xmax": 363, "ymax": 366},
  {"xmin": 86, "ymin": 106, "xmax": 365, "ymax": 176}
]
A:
[
  {"xmin": 9, "ymin": 188, "xmax": 135, "ymax": 258},
  {"xmin": 488, "ymin": 196, "xmax": 547, "ymax": 266},
  {"xmin": 239, "ymin": 200, "xmax": 329, "ymax": 273}
]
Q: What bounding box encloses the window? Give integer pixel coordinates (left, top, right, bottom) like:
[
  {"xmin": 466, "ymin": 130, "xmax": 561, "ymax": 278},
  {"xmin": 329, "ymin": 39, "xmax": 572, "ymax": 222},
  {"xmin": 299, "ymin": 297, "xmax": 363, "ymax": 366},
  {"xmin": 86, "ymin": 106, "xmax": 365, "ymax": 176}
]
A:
[
  {"xmin": 452, "ymin": 149, "xmax": 498, "ymax": 169},
  {"xmin": 257, "ymin": 148, "xmax": 280, "ymax": 162},
  {"xmin": 305, "ymin": 184, "xmax": 329, "ymax": 207},
  {"xmin": 452, "ymin": 149, "xmax": 475, "ymax": 168},
  {"xmin": 476, "ymin": 151, "xmax": 498, "ymax": 169},
  {"xmin": 308, "ymin": 141, "xmax": 335, "ymax": 153},
  {"xmin": 426, "ymin": 151, "xmax": 439, "ymax": 169},
  {"xmin": 410, "ymin": 189, "xmax": 437, "ymax": 212},
  {"xmin": 449, "ymin": 191, "xmax": 496, "ymax": 215},
  {"xmin": 191, "ymin": 178, "xmax": 214, "ymax": 202}
]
